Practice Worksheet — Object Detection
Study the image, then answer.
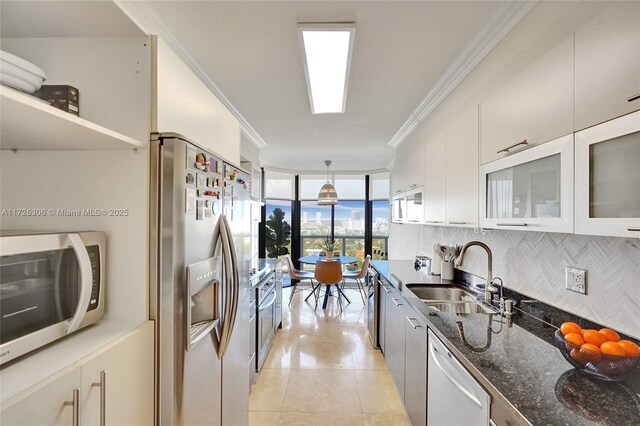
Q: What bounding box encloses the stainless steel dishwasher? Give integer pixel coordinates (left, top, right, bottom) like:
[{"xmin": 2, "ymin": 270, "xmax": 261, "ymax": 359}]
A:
[
  {"xmin": 366, "ymin": 267, "xmax": 379, "ymax": 348},
  {"xmin": 427, "ymin": 330, "xmax": 490, "ymax": 425}
]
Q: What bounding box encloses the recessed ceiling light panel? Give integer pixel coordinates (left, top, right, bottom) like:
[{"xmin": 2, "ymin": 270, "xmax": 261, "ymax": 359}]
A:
[{"xmin": 298, "ymin": 23, "xmax": 355, "ymax": 114}]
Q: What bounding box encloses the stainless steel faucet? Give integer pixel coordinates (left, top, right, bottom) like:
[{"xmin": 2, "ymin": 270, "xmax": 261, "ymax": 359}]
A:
[{"xmin": 455, "ymin": 241, "xmax": 498, "ymax": 302}]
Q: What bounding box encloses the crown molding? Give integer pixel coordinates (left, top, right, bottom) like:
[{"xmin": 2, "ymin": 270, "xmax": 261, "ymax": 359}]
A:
[
  {"xmin": 388, "ymin": 1, "xmax": 537, "ymax": 148},
  {"xmin": 115, "ymin": 1, "xmax": 267, "ymax": 149}
]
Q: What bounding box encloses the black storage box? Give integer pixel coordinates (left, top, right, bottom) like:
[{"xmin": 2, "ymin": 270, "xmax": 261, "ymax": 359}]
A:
[{"xmin": 36, "ymin": 85, "xmax": 79, "ymax": 116}]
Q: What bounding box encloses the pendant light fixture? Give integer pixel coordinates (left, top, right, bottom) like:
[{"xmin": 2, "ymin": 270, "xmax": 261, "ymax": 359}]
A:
[{"xmin": 317, "ymin": 160, "xmax": 338, "ymax": 205}]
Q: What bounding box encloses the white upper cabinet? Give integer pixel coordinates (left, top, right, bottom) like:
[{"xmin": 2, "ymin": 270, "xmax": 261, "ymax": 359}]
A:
[
  {"xmin": 574, "ymin": 2, "xmax": 640, "ymax": 131},
  {"xmin": 445, "ymin": 105, "xmax": 479, "ymax": 228},
  {"xmin": 423, "ymin": 129, "xmax": 446, "ymax": 225},
  {"xmin": 153, "ymin": 37, "xmax": 241, "ymax": 165},
  {"xmin": 404, "ymin": 137, "xmax": 425, "ymax": 191},
  {"xmin": 421, "ymin": 105, "xmax": 478, "ymax": 228},
  {"xmin": 575, "ymin": 111, "xmax": 640, "ymax": 238},
  {"xmin": 391, "ymin": 155, "xmax": 406, "ymax": 197},
  {"xmin": 480, "ymin": 134, "xmax": 574, "ymax": 233},
  {"xmin": 480, "ymin": 35, "xmax": 574, "ymax": 164}
]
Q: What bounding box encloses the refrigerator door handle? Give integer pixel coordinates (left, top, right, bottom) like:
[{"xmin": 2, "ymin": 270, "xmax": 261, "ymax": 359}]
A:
[
  {"xmin": 66, "ymin": 233, "xmax": 93, "ymax": 334},
  {"xmin": 221, "ymin": 215, "xmax": 239, "ymax": 353},
  {"xmin": 217, "ymin": 215, "xmax": 235, "ymax": 357},
  {"xmin": 224, "ymin": 214, "xmax": 239, "ymax": 356}
]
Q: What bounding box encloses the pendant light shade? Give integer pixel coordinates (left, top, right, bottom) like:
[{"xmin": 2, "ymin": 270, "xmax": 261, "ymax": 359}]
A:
[{"xmin": 318, "ymin": 160, "xmax": 338, "ymax": 205}]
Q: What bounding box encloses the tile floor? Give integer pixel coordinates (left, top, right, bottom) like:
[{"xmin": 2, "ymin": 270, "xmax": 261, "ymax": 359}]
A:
[{"xmin": 249, "ymin": 283, "xmax": 408, "ymax": 426}]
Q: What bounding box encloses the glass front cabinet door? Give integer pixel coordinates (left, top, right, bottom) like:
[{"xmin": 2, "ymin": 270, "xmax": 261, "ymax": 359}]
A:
[
  {"xmin": 575, "ymin": 110, "xmax": 640, "ymax": 238},
  {"xmin": 480, "ymin": 134, "xmax": 574, "ymax": 233}
]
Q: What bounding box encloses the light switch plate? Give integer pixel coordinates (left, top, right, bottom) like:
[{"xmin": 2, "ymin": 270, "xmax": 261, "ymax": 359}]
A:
[{"xmin": 565, "ymin": 267, "xmax": 587, "ymax": 295}]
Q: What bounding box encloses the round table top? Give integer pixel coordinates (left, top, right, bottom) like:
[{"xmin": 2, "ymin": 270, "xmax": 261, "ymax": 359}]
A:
[{"xmin": 298, "ymin": 255, "xmax": 357, "ymax": 265}]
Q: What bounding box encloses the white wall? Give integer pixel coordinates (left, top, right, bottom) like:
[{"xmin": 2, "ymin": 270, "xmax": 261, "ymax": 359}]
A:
[
  {"xmin": 388, "ymin": 223, "xmax": 420, "ymax": 260},
  {"xmin": 419, "ymin": 226, "xmax": 640, "ymax": 339},
  {"xmin": 241, "ymin": 132, "xmax": 260, "ymax": 166},
  {"xmin": 0, "ymin": 150, "xmax": 149, "ymax": 321}
]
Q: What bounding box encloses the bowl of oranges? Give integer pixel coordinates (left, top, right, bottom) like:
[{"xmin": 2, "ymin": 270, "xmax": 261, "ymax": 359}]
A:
[{"xmin": 555, "ymin": 322, "xmax": 640, "ymax": 381}]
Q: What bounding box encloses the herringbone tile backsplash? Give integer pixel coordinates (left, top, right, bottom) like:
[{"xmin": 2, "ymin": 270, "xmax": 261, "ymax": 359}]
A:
[{"xmin": 418, "ymin": 226, "xmax": 640, "ymax": 338}]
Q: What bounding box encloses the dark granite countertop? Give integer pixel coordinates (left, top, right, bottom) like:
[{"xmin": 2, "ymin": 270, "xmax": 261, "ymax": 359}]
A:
[
  {"xmin": 371, "ymin": 260, "xmax": 640, "ymax": 426},
  {"xmin": 250, "ymin": 258, "xmax": 283, "ymax": 288}
]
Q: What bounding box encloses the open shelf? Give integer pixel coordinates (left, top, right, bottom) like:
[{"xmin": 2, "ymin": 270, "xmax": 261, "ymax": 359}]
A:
[{"xmin": 0, "ymin": 86, "xmax": 147, "ymax": 150}]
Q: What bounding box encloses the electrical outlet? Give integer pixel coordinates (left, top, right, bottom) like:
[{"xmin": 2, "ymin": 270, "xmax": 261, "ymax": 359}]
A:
[{"xmin": 565, "ymin": 267, "xmax": 587, "ymax": 295}]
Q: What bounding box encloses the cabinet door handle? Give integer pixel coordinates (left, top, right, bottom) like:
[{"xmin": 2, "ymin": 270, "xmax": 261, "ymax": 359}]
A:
[
  {"xmin": 63, "ymin": 388, "xmax": 80, "ymax": 426},
  {"xmin": 628, "ymin": 227, "xmax": 640, "ymax": 232},
  {"xmin": 448, "ymin": 221, "xmax": 467, "ymax": 225},
  {"xmin": 92, "ymin": 370, "xmax": 107, "ymax": 426},
  {"xmin": 497, "ymin": 139, "xmax": 528, "ymax": 154},
  {"xmin": 392, "ymin": 298, "xmax": 403, "ymax": 307},
  {"xmin": 496, "ymin": 223, "xmax": 527, "ymax": 227},
  {"xmin": 406, "ymin": 316, "xmax": 423, "ymax": 329},
  {"xmin": 425, "ymin": 221, "xmax": 443, "ymax": 224},
  {"xmin": 381, "ymin": 285, "xmax": 390, "ymax": 294},
  {"xmin": 628, "ymin": 93, "xmax": 640, "ymax": 102}
]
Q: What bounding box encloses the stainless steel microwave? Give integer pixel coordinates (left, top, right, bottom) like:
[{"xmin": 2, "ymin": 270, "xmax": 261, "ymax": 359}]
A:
[{"xmin": 0, "ymin": 232, "xmax": 105, "ymax": 365}]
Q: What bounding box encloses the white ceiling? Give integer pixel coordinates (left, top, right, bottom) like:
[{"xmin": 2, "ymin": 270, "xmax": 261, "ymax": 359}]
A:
[
  {"xmin": 0, "ymin": 1, "xmax": 145, "ymax": 38},
  {"xmin": 141, "ymin": 1, "xmax": 514, "ymax": 172},
  {"xmin": 4, "ymin": 1, "xmax": 513, "ymax": 172}
]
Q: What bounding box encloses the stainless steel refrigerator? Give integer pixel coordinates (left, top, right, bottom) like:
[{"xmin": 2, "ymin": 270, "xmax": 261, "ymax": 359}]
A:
[{"xmin": 150, "ymin": 133, "xmax": 250, "ymax": 425}]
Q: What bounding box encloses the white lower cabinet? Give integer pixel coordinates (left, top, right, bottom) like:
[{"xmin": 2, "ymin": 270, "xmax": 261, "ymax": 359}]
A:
[
  {"xmin": 1, "ymin": 322, "xmax": 154, "ymax": 426},
  {"xmin": 1, "ymin": 368, "xmax": 82, "ymax": 426},
  {"xmin": 404, "ymin": 312, "xmax": 427, "ymax": 426},
  {"xmin": 382, "ymin": 286, "xmax": 427, "ymax": 426},
  {"xmin": 384, "ymin": 288, "xmax": 406, "ymax": 401},
  {"xmin": 81, "ymin": 322, "xmax": 154, "ymax": 425}
]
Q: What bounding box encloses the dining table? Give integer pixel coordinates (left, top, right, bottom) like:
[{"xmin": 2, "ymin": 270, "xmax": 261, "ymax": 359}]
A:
[
  {"xmin": 297, "ymin": 255, "xmax": 357, "ymax": 308},
  {"xmin": 297, "ymin": 255, "xmax": 357, "ymax": 265}
]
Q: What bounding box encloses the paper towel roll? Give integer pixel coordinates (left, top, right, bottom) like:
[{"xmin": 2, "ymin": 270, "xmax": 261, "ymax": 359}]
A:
[{"xmin": 431, "ymin": 245, "xmax": 441, "ymax": 275}]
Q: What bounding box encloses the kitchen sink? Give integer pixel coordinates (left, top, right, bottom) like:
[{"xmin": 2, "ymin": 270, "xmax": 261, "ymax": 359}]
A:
[
  {"xmin": 405, "ymin": 284, "xmax": 478, "ymax": 302},
  {"xmin": 405, "ymin": 284, "xmax": 499, "ymax": 315},
  {"xmin": 425, "ymin": 300, "xmax": 498, "ymax": 314}
]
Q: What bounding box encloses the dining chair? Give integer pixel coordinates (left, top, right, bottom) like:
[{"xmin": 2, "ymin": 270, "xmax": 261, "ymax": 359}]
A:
[
  {"xmin": 314, "ymin": 259, "xmax": 350, "ymax": 311},
  {"xmin": 341, "ymin": 255, "xmax": 370, "ymax": 303},
  {"xmin": 284, "ymin": 254, "xmax": 316, "ymax": 306}
]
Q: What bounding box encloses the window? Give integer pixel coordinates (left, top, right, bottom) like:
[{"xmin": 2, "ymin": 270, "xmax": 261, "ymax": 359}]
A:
[
  {"xmin": 335, "ymin": 200, "xmax": 366, "ymax": 266},
  {"xmin": 370, "ymin": 172, "xmax": 390, "ymax": 200},
  {"xmin": 372, "ymin": 200, "xmax": 390, "ymax": 260},
  {"xmin": 265, "ymin": 199, "xmax": 292, "ymax": 259},
  {"xmin": 264, "ymin": 170, "xmax": 294, "ymax": 200}
]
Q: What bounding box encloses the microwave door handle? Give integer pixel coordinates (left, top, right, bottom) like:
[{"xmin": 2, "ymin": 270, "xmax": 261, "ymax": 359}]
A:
[{"xmin": 66, "ymin": 233, "xmax": 93, "ymax": 334}]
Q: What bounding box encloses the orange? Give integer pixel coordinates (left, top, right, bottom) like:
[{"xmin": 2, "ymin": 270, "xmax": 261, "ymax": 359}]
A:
[
  {"xmin": 581, "ymin": 343, "xmax": 602, "ymax": 354},
  {"xmin": 560, "ymin": 322, "xmax": 582, "ymax": 336},
  {"xmin": 599, "ymin": 328, "xmax": 621, "ymax": 342},
  {"xmin": 564, "ymin": 332, "xmax": 585, "ymax": 347},
  {"xmin": 600, "ymin": 341, "xmax": 626, "ymax": 356},
  {"xmin": 582, "ymin": 329, "xmax": 607, "ymax": 347},
  {"xmin": 571, "ymin": 343, "xmax": 602, "ymax": 365},
  {"xmin": 618, "ymin": 340, "xmax": 640, "ymax": 357}
]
